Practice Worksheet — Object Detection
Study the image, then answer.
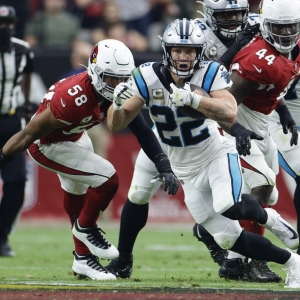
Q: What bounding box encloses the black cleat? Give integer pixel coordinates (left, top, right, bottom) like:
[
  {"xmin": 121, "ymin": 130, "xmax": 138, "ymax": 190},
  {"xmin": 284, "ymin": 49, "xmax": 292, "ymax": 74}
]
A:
[
  {"xmin": 106, "ymin": 252, "xmax": 133, "ymax": 278},
  {"xmin": 219, "ymin": 258, "xmax": 248, "ymax": 280},
  {"xmin": 0, "ymin": 240, "xmax": 15, "ymax": 257},
  {"xmin": 193, "ymin": 223, "xmax": 227, "ymax": 266},
  {"xmin": 245, "ymin": 260, "xmax": 281, "ymax": 282}
]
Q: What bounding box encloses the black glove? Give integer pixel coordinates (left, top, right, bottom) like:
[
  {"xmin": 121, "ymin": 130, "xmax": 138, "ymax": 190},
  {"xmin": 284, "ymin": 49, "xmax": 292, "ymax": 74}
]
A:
[
  {"xmin": 151, "ymin": 172, "xmax": 179, "ymax": 195},
  {"xmin": 237, "ymin": 23, "xmax": 260, "ymax": 48},
  {"xmin": 152, "ymin": 153, "xmax": 179, "ymax": 195},
  {"xmin": 16, "ymin": 101, "xmax": 39, "ymax": 124},
  {"xmin": 230, "ymin": 123, "xmax": 264, "ymax": 156},
  {"xmin": 276, "ymin": 105, "xmax": 298, "ymax": 146},
  {"xmin": 0, "ymin": 148, "xmax": 14, "ymax": 168}
]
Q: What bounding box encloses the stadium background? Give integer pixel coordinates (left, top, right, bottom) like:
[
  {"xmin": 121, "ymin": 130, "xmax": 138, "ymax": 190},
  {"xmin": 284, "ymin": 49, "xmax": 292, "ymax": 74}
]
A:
[{"xmin": 2, "ymin": 0, "xmax": 295, "ymax": 224}]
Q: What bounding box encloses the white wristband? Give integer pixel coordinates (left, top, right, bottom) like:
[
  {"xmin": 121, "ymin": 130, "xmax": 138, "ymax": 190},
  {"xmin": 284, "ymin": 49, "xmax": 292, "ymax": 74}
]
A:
[{"xmin": 191, "ymin": 92, "xmax": 202, "ymax": 110}]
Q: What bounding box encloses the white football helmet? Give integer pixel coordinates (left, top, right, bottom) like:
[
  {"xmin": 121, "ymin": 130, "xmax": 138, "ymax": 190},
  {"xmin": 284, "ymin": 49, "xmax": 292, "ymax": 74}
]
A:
[
  {"xmin": 259, "ymin": 0, "xmax": 300, "ymax": 54},
  {"xmin": 200, "ymin": 0, "xmax": 249, "ymax": 39},
  {"xmin": 160, "ymin": 18, "xmax": 206, "ymax": 78},
  {"xmin": 88, "ymin": 39, "xmax": 135, "ymax": 101}
]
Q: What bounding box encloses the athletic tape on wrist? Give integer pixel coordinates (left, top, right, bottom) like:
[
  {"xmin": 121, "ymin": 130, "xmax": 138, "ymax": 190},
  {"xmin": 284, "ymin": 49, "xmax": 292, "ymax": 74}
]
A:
[{"xmin": 191, "ymin": 92, "xmax": 202, "ymax": 110}]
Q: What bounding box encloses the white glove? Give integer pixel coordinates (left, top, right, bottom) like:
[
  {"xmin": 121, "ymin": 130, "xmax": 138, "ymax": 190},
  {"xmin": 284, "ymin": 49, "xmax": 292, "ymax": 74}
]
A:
[
  {"xmin": 170, "ymin": 82, "xmax": 202, "ymax": 110},
  {"xmin": 113, "ymin": 83, "xmax": 134, "ymax": 110}
]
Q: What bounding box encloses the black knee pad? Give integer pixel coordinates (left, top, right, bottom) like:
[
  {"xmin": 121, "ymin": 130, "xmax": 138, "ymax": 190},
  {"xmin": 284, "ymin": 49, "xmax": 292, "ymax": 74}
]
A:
[{"xmin": 222, "ymin": 194, "xmax": 266, "ymax": 223}]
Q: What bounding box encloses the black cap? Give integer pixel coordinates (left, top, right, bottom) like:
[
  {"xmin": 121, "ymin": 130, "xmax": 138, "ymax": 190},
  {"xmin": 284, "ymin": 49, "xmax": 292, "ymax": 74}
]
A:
[{"xmin": 0, "ymin": 6, "xmax": 16, "ymax": 23}]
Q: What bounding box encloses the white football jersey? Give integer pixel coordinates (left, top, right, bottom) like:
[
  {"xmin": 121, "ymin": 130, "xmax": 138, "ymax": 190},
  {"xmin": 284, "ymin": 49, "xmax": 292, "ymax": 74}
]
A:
[
  {"xmin": 125, "ymin": 61, "xmax": 234, "ymax": 179},
  {"xmin": 194, "ymin": 13, "xmax": 259, "ymax": 62}
]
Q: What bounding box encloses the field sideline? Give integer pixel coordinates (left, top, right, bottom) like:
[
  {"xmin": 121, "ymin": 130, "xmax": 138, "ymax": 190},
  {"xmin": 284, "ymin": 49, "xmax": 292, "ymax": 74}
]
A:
[{"xmin": 0, "ymin": 219, "xmax": 299, "ymax": 299}]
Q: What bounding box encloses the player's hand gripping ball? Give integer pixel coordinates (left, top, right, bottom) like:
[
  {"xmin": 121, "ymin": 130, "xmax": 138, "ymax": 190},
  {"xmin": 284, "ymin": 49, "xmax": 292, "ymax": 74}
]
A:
[{"xmin": 170, "ymin": 83, "xmax": 210, "ymax": 120}]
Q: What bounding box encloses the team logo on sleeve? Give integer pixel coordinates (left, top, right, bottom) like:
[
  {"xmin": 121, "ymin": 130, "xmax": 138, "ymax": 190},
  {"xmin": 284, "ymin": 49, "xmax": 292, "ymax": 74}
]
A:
[
  {"xmin": 208, "ymin": 44, "xmax": 218, "ymax": 59},
  {"xmin": 152, "ymin": 88, "xmax": 164, "ymax": 100},
  {"xmin": 221, "ymin": 70, "xmax": 230, "ymax": 84}
]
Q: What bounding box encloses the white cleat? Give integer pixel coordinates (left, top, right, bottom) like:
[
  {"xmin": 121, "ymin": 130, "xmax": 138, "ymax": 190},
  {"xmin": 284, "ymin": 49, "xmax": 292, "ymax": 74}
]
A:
[
  {"xmin": 261, "ymin": 208, "xmax": 299, "ymax": 250},
  {"xmin": 72, "ymin": 219, "xmax": 119, "ymax": 259},
  {"xmin": 72, "ymin": 251, "xmax": 116, "ymax": 281},
  {"xmin": 284, "ymin": 252, "xmax": 300, "ymax": 288}
]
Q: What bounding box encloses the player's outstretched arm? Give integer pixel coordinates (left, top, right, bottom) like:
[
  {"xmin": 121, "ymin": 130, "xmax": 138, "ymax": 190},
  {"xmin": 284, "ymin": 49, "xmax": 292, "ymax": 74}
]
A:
[{"xmin": 107, "ymin": 83, "xmax": 144, "ymax": 132}]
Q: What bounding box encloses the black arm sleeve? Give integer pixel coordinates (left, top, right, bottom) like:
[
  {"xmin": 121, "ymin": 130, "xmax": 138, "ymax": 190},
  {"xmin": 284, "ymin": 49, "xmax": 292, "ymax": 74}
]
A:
[
  {"xmin": 128, "ymin": 111, "xmax": 163, "ymax": 162},
  {"xmin": 220, "ymin": 24, "xmax": 260, "ymax": 68},
  {"xmin": 220, "ymin": 42, "xmax": 243, "ymax": 69},
  {"xmin": 128, "ymin": 111, "xmax": 172, "ymax": 173}
]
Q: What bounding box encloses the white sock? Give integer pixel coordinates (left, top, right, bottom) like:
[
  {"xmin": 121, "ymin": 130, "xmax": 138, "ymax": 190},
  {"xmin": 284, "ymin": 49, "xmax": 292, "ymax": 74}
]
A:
[{"xmin": 284, "ymin": 251, "xmax": 297, "ymax": 268}]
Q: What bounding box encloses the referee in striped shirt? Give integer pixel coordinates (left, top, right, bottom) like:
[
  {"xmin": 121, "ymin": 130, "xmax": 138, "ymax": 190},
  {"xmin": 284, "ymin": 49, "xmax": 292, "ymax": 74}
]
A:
[{"xmin": 0, "ymin": 6, "xmax": 34, "ymax": 256}]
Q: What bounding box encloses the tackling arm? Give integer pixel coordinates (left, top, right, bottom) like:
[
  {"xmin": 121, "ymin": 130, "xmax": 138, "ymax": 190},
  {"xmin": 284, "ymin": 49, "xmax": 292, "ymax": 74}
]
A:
[
  {"xmin": 107, "ymin": 82, "xmax": 145, "ymax": 132},
  {"xmin": 217, "ymin": 72, "xmax": 263, "ymax": 156},
  {"xmin": 228, "ymin": 71, "xmax": 259, "ymax": 104}
]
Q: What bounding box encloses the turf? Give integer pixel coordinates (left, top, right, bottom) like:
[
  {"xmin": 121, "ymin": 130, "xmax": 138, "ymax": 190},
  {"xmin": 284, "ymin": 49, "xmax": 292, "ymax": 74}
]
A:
[{"xmin": 0, "ymin": 220, "xmax": 297, "ymax": 292}]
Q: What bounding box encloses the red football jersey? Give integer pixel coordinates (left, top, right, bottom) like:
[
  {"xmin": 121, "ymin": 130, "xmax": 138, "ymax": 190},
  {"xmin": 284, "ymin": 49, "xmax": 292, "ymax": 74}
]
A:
[
  {"xmin": 35, "ymin": 72, "xmax": 109, "ymax": 144},
  {"xmin": 231, "ymin": 36, "xmax": 300, "ymax": 114}
]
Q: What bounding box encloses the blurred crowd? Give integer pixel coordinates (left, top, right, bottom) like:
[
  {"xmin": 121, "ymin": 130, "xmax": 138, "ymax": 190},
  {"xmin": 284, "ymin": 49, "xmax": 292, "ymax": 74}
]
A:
[{"xmin": 4, "ymin": 0, "xmax": 199, "ymax": 53}]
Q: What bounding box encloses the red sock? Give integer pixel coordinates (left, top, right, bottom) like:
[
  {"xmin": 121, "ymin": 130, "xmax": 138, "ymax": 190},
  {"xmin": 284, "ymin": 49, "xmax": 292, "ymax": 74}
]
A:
[
  {"xmin": 63, "ymin": 191, "xmax": 90, "ymax": 254},
  {"xmin": 239, "ymin": 204, "xmax": 268, "ymax": 236},
  {"xmin": 78, "ymin": 173, "xmax": 119, "ymax": 228},
  {"xmin": 63, "ymin": 191, "xmax": 86, "ymax": 227}
]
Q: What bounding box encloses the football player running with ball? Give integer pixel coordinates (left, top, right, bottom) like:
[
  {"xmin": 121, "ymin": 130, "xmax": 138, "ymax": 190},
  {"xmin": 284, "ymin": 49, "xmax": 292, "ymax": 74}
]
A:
[
  {"xmin": 105, "ymin": 18, "xmax": 300, "ymax": 288},
  {"xmin": 0, "ymin": 39, "xmax": 179, "ymax": 281}
]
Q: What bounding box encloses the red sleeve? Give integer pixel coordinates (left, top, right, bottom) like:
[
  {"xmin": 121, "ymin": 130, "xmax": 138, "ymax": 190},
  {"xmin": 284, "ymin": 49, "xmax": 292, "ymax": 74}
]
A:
[{"xmin": 50, "ymin": 92, "xmax": 73, "ymax": 125}]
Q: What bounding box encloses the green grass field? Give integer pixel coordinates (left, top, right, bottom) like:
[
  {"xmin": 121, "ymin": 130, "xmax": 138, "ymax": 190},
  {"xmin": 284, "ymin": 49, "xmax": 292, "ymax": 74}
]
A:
[{"xmin": 0, "ymin": 219, "xmax": 297, "ymax": 292}]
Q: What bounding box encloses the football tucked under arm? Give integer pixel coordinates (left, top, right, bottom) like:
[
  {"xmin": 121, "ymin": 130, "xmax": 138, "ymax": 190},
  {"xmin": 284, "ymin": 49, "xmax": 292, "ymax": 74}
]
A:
[{"xmin": 170, "ymin": 83, "xmax": 210, "ymax": 120}]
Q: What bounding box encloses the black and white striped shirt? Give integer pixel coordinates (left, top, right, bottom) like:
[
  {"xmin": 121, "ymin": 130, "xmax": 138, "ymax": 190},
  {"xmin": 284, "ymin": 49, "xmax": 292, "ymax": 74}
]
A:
[{"xmin": 0, "ymin": 37, "xmax": 34, "ymax": 114}]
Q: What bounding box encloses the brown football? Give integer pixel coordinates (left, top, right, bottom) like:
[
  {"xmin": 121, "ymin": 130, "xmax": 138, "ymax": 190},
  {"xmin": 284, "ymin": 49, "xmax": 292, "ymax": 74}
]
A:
[{"xmin": 172, "ymin": 83, "xmax": 210, "ymax": 120}]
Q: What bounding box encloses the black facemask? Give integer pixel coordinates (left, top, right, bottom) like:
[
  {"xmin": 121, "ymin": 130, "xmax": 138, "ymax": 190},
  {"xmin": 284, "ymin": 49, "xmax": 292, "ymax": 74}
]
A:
[{"xmin": 0, "ymin": 27, "xmax": 12, "ymax": 51}]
